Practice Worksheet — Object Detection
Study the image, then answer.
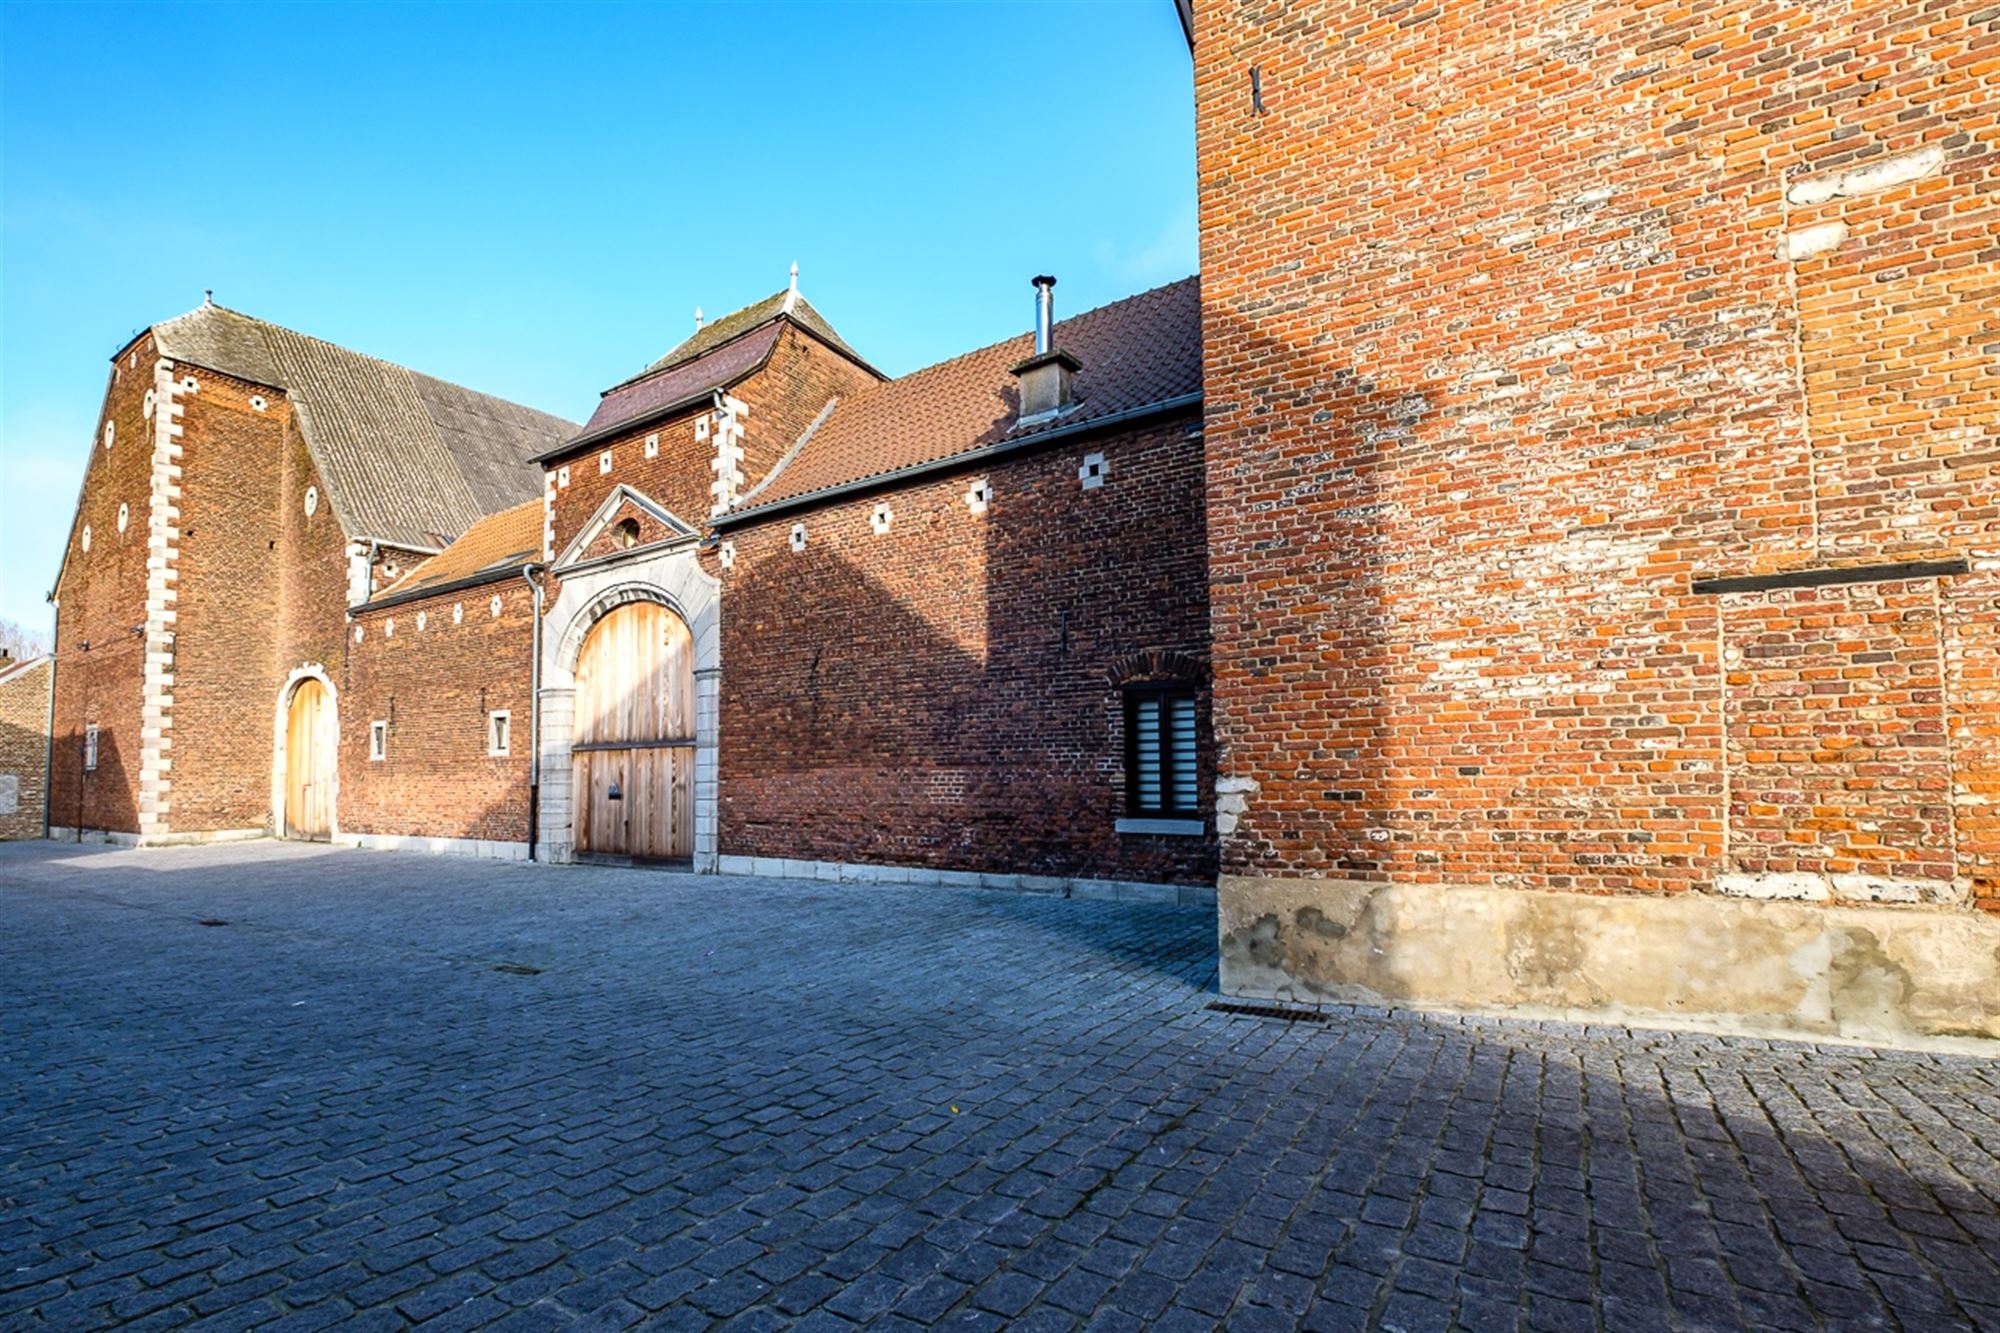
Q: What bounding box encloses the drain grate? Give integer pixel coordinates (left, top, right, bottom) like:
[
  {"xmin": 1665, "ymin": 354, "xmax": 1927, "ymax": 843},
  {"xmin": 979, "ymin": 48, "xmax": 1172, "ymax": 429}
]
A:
[
  {"xmin": 1208, "ymin": 1001, "xmax": 1328, "ymax": 1023},
  {"xmin": 493, "ymin": 963, "xmax": 543, "ymax": 976},
  {"xmin": 196, "ymin": 919, "xmax": 230, "ymax": 928}
]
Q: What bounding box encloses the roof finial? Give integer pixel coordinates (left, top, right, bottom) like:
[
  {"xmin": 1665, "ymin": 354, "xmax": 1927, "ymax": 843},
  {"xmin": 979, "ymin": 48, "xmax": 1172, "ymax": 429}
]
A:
[
  {"xmin": 203, "ymin": 288, "xmax": 214, "ymax": 307},
  {"xmin": 694, "ymin": 305, "xmax": 704, "ymax": 332},
  {"xmin": 783, "ymin": 261, "xmax": 799, "ymax": 313}
]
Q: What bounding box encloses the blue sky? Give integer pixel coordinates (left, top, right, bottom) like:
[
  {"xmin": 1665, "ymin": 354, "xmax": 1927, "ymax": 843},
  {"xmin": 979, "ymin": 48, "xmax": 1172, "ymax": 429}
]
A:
[{"xmin": 0, "ymin": 1, "xmax": 1195, "ymax": 634}]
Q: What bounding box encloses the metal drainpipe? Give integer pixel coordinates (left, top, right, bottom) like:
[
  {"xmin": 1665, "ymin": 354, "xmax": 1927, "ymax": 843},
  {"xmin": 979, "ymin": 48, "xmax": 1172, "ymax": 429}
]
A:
[{"xmin": 522, "ymin": 564, "xmax": 544, "ymax": 861}]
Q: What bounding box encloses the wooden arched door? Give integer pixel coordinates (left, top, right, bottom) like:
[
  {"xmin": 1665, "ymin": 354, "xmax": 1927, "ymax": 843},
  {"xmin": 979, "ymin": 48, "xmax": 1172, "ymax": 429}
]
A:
[
  {"xmin": 284, "ymin": 677, "xmax": 335, "ymax": 840},
  {"xmin": 572, "ymin": 602, "xmax": 695, "ymax": 861}
]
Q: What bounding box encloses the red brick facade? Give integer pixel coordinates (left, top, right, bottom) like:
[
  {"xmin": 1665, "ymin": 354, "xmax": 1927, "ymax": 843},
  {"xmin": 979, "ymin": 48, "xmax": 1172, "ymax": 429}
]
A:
[
  {"xmin": 717, "ymin": 413, "xmax": 1216, "ymax": 884},
  {"xmin": 340, "ymin": 580, "xmax": 536, "ymax": 845},
  {"xmin": 546, "ymin": 323, "xmax": 881, "ymax": 562},
  {"xmin": 0, "ymin": 658, "xmax": 51, "ymax": 840},
  {"xmin": 49, "ymin": 339, "xmax": 163, "ymax": 836},
  {"xmin": 1194, "ymin": 1, "xmax": 1997, "ymax": 911},
  {"xmin": 169, "ymin": 365, "xmax": 350, "ymax": 832}
]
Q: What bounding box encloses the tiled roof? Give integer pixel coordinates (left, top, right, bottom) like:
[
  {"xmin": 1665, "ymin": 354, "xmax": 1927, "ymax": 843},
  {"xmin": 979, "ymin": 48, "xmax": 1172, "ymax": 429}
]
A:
[
  {"xmin": 377, "ymin": 500, "xmax": 544, "ymax": 599},
  {"xmin": 149, "ymin": 303, "xmax": 577, "ymax": 551},
  {"xmin": 734, "ymin": 276, "xmax": 1201, "ymax": 513},
  {"xmin": 0, "ymin": 656, "xmax": 50, "ymax": 688}
]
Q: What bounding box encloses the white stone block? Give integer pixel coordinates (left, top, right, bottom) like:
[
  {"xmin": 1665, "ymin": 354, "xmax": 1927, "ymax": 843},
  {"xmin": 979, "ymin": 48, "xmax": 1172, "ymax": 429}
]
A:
[{"xmin": 1716, "ymin": 872, "xmax": 1831, "ymax": 902}]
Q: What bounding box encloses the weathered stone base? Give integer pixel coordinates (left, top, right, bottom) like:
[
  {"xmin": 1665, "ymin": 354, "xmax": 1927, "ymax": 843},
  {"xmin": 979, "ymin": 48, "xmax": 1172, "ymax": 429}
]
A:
[
  {"xmin": 335, "ymin": 832, "xmax": 530, "ymax": 862},
  {"xmin": 719, "ymin": 853, "xmax": 1217, "ymax": 908},
  {"xmin": 1220, "ymin": 875, "xmax": 2000, "ymax": 1047},
  {"xmin": 48, "ymin": 826, "xmax": 268, "ymax": 848}
]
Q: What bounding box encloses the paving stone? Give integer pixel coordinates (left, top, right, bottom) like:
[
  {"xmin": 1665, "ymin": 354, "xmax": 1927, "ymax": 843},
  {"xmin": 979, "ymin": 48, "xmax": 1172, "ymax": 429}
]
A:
[{"xmin": 0, "ymin": 840, "xmax": 1994, "ymax": 1332}]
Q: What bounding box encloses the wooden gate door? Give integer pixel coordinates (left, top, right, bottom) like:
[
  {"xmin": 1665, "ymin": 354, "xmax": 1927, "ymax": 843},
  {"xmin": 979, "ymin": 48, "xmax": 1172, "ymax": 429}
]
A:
[
  {"xmin": 284, "ymin": 678, "xmax": 333, "ymax": 840},
  {"xmin": 571, "ymin": 602, "xmax": 695, "ymax": 861}
]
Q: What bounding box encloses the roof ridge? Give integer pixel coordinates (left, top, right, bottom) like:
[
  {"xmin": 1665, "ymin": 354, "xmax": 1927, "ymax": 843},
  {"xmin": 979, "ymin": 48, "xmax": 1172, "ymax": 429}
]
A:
[{"xmin": 158, "ymin": 302, "xmax": 577, "ymax": 425}]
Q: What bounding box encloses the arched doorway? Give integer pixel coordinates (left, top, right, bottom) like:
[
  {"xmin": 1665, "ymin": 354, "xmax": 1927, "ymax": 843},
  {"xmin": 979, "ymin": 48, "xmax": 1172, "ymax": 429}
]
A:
[
  {"xmin": 572, "ymin": 601, "xmax": 695, "ymax": 861},
  {"xmin": 283, "ymin": 677, "xmax": 335, "ymax": 840}
]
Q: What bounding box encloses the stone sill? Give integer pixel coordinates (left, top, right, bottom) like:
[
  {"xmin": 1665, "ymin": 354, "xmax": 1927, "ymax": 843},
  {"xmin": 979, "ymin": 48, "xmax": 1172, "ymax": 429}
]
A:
[{"xmin": 1116, "ymin": 817, "xmax": 1206, "ymax": 837}]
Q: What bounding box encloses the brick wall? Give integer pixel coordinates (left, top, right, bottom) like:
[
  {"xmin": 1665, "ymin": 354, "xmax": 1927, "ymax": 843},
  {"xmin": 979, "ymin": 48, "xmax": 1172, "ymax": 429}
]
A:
[
  {"xmin": 548, "ymin": 323, "xmax": 881, "ymax": 564},
  {"xmin": 1195, "ymin": 0, "xmax": 1998, "ymax": 910},
  {"xmin": 168, "ymin": 365, "xmax": 305, "ymax": 831},
  {"xmin": 0, "ymin": 660, "xmax": 51, "ymax": 840},
  {"xmin": 49, "ymin": 339, "xmax": 160, "ymax": 835},
  {"xmin": 338, "ymin": 579, "xmax": 535, "ymax": 844},
  {"xmin": 718, "ymin": 412, "xmax": 1216, "ymax": 884}
]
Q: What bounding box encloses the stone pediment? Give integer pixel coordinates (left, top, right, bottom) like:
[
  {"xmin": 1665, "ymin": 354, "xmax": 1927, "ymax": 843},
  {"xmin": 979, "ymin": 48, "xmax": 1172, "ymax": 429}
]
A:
[{"xmin": 555, "ymin": 485, "xmax": 698, "ymax": 569}]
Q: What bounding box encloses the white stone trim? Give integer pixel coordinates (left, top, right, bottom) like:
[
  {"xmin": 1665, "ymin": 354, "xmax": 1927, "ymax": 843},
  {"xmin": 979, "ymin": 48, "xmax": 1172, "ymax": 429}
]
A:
[
  {"xmin": 48, "ymin": 827, "xmax": 267, "ymax": 848},
  {"xmin": 713, "ymin": 854, "xmax": 1216, "ymax": 907},
  {"xmin": 553, "ymin": 483, "xmax": 697, "ymax": 570},
  {"xmin": 271, "ymin": 665, "xmax": 340, "ymax": 839},
  {"xmin": 540, "ymin": 555, "xmax": 722, "ymax": 871},
  {"xmin": 137, "ymin": 360, "xmax": 187, "ymax": 837},
  {"xmin": 334, "ymin": 832, "xmax": 529, "ymax": 861},
  {"xmin": 1116, "ymin": 817, "xmax": 1206, "ymax": 837},
  {"xmin": 708, "ymin": 396, "xmax": 750, "ymax": 514}
]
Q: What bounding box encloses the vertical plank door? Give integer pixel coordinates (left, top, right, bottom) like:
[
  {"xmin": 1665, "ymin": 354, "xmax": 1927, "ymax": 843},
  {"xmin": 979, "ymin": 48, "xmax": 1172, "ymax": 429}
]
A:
[{"xmin": 571, "ymin": 602, "xmax": 695, "ymax": 860}]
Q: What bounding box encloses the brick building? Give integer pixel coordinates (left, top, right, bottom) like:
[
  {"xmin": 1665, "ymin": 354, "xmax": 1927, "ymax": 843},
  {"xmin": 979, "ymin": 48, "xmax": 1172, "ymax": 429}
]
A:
[
  {"xmin": 1192, "ymin": 0, "xmax": 1998, "ymax": 1039},
  {"xmin": 47, "ymin": 300, "xmax": 574, "ymax": 845},
  {"xmin": 530, "ymin": 272, "xmax": 1216, "ymax": 893},
  {"xmin": 0, "ymin": 655, "xmax": 51, "ymax": 840},
  {"xmin": 45, "ymin": 275, "xmax": 1217, "ymax": 899}
]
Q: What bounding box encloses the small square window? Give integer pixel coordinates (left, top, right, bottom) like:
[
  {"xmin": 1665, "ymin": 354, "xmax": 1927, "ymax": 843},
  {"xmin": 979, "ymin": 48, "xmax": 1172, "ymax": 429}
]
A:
[
  {"xmin": 370, "ymin": 720, "xmax": 388, "ymax": 762},
  {"xmin": 599, "ymin": 450, "xmax": 613, "ymax": 475},
  {"xmin": 1126, "ymin": 689, "xmax": 1198, "ymax": 816},
  {"xmin": 1080, "ymin": 452, "xmax": 1107, "ymax": 490},
  {"xmin": 965, "ymin": 479, "xmax": 991, "ymax": 514},
  {"xmin": 557, "ymin": 465, "xmax": 571, "ymax": 488},
  {"xmin": 488, "ymin": 710, "xmax": 512, "ymax": 757},
  {"xmin": 645, "ymin": 433, "xmax": 660, "ymax": 459},
  {"xmin": 84, "ymin": 724, "xmax": 100, "ymax": 772}
]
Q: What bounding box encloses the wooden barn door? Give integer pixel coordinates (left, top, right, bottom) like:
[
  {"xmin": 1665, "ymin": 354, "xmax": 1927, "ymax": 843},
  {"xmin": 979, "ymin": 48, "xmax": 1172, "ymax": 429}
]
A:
[
  {"xmin": 284, "ymin": 678, "xmax": 334, "ymax": 840},
  {"xmin": 571, "ymin": 602, "xmax": 695, "ymax": 861}
]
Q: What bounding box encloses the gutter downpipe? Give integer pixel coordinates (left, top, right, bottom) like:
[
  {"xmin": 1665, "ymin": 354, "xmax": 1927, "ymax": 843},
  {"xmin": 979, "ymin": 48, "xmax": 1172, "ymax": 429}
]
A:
[{"xmin": 522, "ymin": 564, "xmax": 544, "ymax": 861}]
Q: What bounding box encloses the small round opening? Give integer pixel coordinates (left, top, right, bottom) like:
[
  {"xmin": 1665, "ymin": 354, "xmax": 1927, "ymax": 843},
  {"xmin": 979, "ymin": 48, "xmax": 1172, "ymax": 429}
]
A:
[{"xmin": 613, "ymin": 518, "xmax": 641, "ymax": 550}]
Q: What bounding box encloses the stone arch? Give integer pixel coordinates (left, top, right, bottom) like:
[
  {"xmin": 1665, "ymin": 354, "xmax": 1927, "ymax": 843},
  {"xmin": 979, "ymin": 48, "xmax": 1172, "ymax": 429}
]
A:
[
  {"xmin": 271, "ymin": 663, "xmax": 339, "ymax": 840},
  {"xmin": 555, "ymin": 581, "xmax": 698, "ymax": 679},
  {"xmin": 539, "ymin": 559, "xmax": 721, "ymax": 870},
  {"xmin": 1106, "ymin": 648, "xmax": 1205, "ymax": 688}
]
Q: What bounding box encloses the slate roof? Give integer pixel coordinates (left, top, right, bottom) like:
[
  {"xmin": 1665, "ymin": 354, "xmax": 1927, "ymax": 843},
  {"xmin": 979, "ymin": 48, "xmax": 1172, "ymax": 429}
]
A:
[
  {"xmin": 639, "ymin": 290, "xmax": 864, "ymax": 379},
  {"xmin": 731, "ymin": 276, "xmax": 1201, "ymax": 515},
  {"xmin": 571, "ymin": 323, "xmax": 783, "ymax": 444},
  {"xmin": 561, "ymin": 289, "xmax": 875, "ymax": 452},
  {"xmin": 147, "ymin": 303, "xmax": 577, "ymax": 551},
  {"xmin": 376, "ymin": 500, "xmax": 544, "ymax": 600}
]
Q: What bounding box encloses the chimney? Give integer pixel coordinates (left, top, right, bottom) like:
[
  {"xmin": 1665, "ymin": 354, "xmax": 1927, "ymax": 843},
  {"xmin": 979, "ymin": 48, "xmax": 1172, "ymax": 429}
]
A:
[{"xmin": 1011, "ymin": 275, "xmax": 1080, "ymax": 424}]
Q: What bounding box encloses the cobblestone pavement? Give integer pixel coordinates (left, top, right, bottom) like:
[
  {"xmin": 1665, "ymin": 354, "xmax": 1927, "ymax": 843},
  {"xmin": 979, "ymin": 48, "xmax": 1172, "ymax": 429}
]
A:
[{"xmin": 2, "ymin": 840, "xmax": 1997, "ymax": 1332}]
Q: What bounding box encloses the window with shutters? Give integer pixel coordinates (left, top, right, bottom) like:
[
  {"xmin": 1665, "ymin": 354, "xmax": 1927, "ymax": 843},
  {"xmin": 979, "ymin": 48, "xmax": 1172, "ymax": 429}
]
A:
[{"xmin": 1125, "ymin": 688, "xmax": 1198, "ymax": 816}]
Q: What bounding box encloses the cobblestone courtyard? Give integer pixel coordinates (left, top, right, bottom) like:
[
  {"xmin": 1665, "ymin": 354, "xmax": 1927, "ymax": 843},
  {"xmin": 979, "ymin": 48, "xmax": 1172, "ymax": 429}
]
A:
[{"xmin": 2, "ymin": 840, "xmax": 1997, "ymax": 1331}]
